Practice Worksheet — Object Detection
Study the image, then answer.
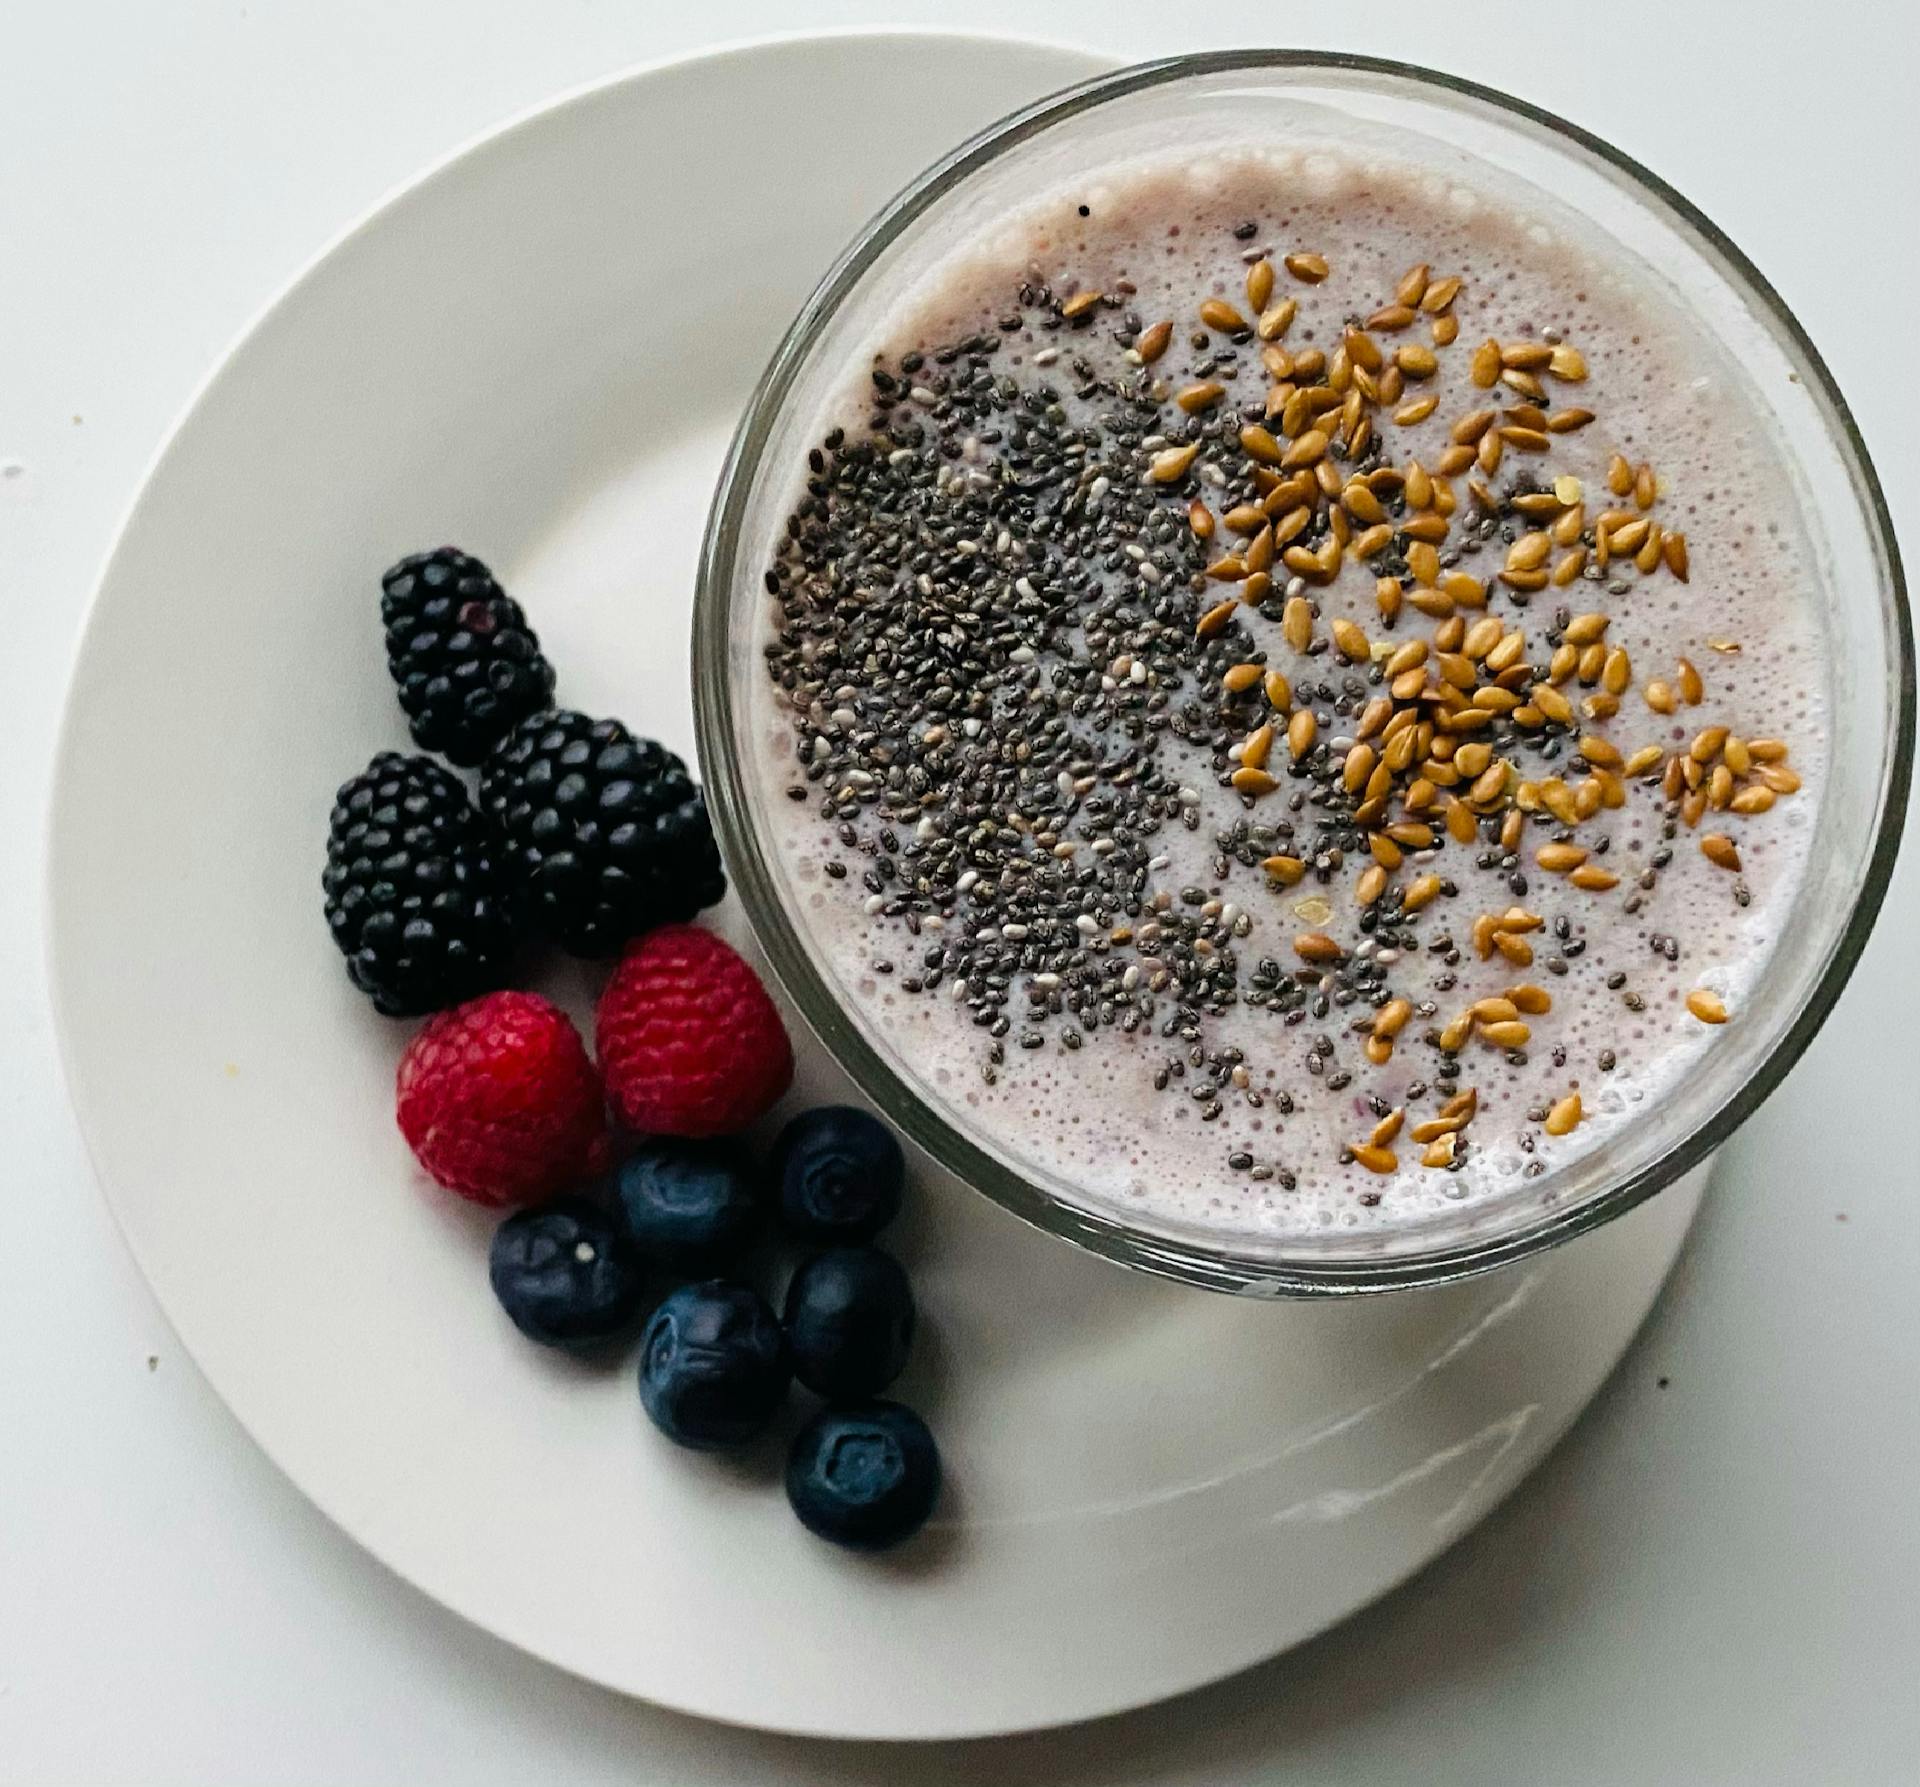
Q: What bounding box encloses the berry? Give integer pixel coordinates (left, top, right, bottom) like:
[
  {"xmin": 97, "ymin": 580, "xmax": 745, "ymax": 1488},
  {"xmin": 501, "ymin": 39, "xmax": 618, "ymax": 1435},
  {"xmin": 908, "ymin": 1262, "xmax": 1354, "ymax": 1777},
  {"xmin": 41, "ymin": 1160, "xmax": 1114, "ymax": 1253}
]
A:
[
  {"xmin": 612, "ymin": 1139, "xmax": 761, "ymax": 1269},
  {"xmin": 395, "ymin": 991, "xmax": 607, "ymax": 1206},
  {"xmin": 381, "ymin": 548, "xmax": 556, "ymax": 767},
  {"xmin": 786, "ymin": 1402, "xmax": 940, "ymax": 1551},
  {"xmin": 782, "ymin": 1248, "xmax": 914, "ymax": 1399},
  {"xmin": 595, "ymin": 925, "xmax": 793, "ymax": 1137},
  {"xmin": 489, "ymin": 1198, "xmax": 643, "ymax": 1350},
  {"xmin": 322, "ymin": 752, "xmax": 515, "ymax": 1016},
  {"xmin": 638, "ymin": 1281, "xmax": 789, "ymax": 1449},
  {"xmin": 482, "ymin": 710, "xmax": 724, "ymax": 956},
  {"xmin": 772, "ymin": 1107, "xmax": 904, "ymax": 1242}
]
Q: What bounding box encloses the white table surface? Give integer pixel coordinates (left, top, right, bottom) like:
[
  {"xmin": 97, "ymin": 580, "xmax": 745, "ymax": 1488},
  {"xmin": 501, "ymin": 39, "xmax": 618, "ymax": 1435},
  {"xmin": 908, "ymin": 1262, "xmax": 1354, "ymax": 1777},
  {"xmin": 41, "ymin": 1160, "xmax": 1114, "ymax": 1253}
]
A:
[{"xmin": 3, "ymin": 3, "xmax": 1915, "ymax": 1782}]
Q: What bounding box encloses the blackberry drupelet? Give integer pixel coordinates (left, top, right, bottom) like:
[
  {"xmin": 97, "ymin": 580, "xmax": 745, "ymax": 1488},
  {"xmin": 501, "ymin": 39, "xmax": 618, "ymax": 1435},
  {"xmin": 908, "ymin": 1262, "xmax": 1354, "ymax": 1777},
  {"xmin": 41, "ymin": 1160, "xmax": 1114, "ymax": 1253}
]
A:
[
  {"xmin": 322, "ymin": 752, "xmax": 516, "ymax": 1016},
  {"xmin": 482, "ymin": 710, "xmax": 725, "ymax": 956},
  {"xmin": 381, "ymin": 547, "xmax": 556, "ymax": 765}
]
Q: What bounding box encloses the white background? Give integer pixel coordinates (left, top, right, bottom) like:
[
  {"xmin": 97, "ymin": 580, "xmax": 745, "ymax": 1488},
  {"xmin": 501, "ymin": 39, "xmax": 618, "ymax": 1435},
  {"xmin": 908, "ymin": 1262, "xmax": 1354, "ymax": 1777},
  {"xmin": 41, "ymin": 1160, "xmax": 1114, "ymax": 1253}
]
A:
[{"xmin": 3, "ymin": 3, "xmax": 1916, "ymax": 1782}]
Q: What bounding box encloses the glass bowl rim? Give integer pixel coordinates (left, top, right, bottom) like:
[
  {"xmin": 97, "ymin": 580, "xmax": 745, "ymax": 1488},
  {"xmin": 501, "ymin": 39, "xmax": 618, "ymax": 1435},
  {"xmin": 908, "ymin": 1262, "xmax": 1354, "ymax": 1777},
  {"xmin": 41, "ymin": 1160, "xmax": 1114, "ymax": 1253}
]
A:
[{"xmin": 694, "ymin": 47, "xmax": 1915, "ymax": 1296}]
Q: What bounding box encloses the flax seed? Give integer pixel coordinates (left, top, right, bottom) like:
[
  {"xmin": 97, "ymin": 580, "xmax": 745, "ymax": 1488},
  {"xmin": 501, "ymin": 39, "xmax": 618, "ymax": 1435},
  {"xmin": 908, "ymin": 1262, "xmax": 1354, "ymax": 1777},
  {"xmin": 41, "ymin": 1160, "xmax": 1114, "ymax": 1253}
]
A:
[
  {"xmin": 1281, "ymin": 429, "xmax": 1329, "ymax": 469},
  {"xmin": 1537, "ymin": 842, "xmax": 1589, "ymax": 872},
  {"xmin": 1256, "ymin": 297, "xmax": 1297, "ymax": 340},
  {"xmin": 1528, "ymin": 685, "xmax": 1571, "ymax": 727},
  {"xmin": 1545, "ymin": 1092, "xmax": 1583, "ymax": 1135},
  {"xmin": 1690, "ymin": 725, "xmax": 1729, "ymax": 763},
  {"xmin": 1150, "ymin": 442, "xmax": 1200, "ymax": 482},
  {"xmin": 1687, "ymin": 989, "xmax": 1729, "ymax": 1025},
  {"xmin": 1196, "ymin": 599, "xmax": 1237, "ymax": 639},
  {"xmin": 1178, "ymin": 380, "xmax": 1228, "ymax": 414},
  {"xmin": 1607, "ymin": 516, "xmax": 1651, "ymax": 555},
  {"xmin": 1378, "ymin": 852, "xmax": 1439, "ymax": 907}
]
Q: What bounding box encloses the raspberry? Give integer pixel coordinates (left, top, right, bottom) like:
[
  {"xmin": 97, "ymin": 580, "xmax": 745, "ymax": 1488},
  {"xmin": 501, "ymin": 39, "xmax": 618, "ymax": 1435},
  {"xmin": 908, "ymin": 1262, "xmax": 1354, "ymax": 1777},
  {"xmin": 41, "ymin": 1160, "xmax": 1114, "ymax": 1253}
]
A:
[
  {"xmin": 595, "ymin": 926, "xmax": 793, "ymax": 1137},
  {"xmin": 396, "ymin": 991, "xmax": 607, "ymax": 1206}
]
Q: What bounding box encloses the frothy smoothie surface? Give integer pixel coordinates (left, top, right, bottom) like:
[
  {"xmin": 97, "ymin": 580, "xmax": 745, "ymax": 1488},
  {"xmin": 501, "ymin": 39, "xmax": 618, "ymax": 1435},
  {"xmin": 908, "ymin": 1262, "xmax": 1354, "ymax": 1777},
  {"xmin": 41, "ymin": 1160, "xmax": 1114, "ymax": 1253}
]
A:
[{"xmin": 753, "ymin": 143, "xmax": 1826, "ymax": 1245}]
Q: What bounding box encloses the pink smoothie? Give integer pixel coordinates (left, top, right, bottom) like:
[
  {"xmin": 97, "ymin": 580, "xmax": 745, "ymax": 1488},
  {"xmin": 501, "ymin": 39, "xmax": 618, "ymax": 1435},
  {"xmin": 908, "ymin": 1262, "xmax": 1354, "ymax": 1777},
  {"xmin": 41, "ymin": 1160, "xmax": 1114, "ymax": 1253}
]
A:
[{"xmin": 751, "ymin": 143, "xmax": 1826, "ymax": 1245}]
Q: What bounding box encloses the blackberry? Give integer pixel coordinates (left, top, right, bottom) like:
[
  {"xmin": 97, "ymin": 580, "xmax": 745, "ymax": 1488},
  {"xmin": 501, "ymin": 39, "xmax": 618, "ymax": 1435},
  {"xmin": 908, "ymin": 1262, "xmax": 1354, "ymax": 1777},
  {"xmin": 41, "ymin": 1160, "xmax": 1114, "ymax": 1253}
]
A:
[
  {"xmin": 381, "ymin": 547, "xmax": 556, "ymax": 765},
  {"xmin": 322, "ymin": 752, "xmax": 516, "ymax": 1015},
  {"xmin": 482, "ymin": 710, "xmax": 724, "ymax": 956}
]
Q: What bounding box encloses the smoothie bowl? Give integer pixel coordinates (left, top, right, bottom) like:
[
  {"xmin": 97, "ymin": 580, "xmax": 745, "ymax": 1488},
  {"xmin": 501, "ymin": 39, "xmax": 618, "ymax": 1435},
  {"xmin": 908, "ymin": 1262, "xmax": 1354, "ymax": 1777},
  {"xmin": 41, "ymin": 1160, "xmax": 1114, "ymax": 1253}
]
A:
[{"xmin": 694, "ymin": 52, "xmax": 1912, "ymax": 1296}]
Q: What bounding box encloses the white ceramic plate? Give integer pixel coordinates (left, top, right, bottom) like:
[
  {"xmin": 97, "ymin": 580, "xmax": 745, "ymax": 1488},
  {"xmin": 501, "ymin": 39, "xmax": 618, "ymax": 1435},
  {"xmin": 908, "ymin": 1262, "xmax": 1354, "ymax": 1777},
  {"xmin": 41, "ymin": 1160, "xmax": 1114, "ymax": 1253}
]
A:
[{"xmin": 46, "ymin": 31, "xmax": 1703, "ymax": 1740}]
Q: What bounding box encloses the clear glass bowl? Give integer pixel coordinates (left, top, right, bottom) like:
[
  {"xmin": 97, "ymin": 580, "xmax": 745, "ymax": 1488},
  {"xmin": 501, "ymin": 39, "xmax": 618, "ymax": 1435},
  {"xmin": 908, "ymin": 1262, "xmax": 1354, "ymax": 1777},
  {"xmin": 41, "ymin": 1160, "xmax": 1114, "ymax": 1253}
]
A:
[{"xmin": 694, "ymin": 52, "xmax": 1913, "ymax": 1295}]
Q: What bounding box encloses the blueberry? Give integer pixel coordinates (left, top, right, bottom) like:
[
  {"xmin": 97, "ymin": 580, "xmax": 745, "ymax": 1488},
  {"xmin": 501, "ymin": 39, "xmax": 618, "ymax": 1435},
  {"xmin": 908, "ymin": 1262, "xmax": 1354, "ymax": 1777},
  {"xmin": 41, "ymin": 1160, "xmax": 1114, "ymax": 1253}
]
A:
[
  {"xmin": 783, "ymin": 1248, "xmax": 915, "ymax": 1399},
  {"xmin": 772, "ymin": 1106, "xmax": 904, "ymax": 1242},
  {"xmin": 488, "ymin": 1199, "xmax": 644, "ymax": 1351},
  {"xmin": 786, "ymin": 1401, "xmax": 941, "ymax": 1551},
  {"xmin": 613, "ymin": 1139, "xmax": 760, "ymax": 1268},
  {"xmin": 638, "ymin": 1281, "xmax": 789, "ymax": 1449}
]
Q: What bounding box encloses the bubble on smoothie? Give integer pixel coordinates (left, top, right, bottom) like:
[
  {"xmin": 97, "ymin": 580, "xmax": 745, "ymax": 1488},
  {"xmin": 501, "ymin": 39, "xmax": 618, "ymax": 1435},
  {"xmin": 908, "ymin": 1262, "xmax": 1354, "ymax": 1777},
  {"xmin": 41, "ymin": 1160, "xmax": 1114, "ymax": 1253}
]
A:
[{"xmin": 1300, "ymin": 152, "xmax": 1345, "ymax": 194}]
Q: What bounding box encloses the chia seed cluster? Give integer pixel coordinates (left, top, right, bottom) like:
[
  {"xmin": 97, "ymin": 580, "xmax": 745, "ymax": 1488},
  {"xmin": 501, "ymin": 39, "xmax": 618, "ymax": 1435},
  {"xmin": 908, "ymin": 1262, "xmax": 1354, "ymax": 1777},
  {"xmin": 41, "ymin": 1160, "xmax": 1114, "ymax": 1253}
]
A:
[{"xmin": 759, "ymin": 243, "xmax": 1783, "ymax": 1193}]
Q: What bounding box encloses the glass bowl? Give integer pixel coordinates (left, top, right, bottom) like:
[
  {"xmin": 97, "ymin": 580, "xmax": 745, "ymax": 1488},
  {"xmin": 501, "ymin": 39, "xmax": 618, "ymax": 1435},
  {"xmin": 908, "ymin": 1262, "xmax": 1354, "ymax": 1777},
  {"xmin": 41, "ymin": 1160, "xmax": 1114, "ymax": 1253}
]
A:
[{"xmin": 694, "ymin": 51, "xmax": 1913, "ymax": 1296}]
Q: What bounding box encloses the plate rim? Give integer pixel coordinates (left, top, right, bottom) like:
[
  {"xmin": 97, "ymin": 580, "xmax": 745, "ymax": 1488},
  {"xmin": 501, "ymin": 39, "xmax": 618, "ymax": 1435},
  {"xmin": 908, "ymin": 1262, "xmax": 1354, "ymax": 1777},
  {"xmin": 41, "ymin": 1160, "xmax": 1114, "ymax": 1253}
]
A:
[{"xmin": 38, "ymin": 25, "xmax": 1133, "ymax": 1740}]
